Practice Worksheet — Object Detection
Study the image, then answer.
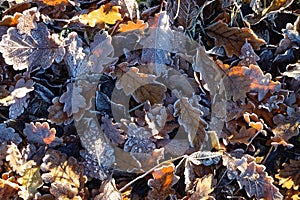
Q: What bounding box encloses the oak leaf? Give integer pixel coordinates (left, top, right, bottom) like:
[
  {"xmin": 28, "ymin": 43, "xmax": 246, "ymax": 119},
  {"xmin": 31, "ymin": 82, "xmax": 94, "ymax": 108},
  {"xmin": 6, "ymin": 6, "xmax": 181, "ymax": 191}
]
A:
[
  {"xmin": 0, "ymin": 123, "xmax": 22, "ymax": 144},
  {"xmin": 23, "ymin": 122, "xmax": 62, "ymax": 145},
  {"xmin": 174, "ymin": 97, "xmax": 208, "ymax": 147},
  {"xmin": 0, "ymin": 23, "xmax": 64, "ymax": 71},
  {"xmin": 38, "ymin": 0, "xmax": 69, "ymax": 6},
  {"xmin": 101, "ymin": 115, "xmax": 126, "ymax": 145},
  {"xmin": 17, "ymin": 7, "xmax": 40, "ymax": 35},
  {"xmin": 95, "ymin": 179, "xmax": 122, "ymax": 200},
  {"xmin": 48, "ymin": 97, "xmax": 71, "ymax": 125},
  {"xmin": 190, "ymin": 174, "xmax": 214, "ymax": 200},
  {"xmin": 276, "ymin": 159, "xmax": 300, "ymax": 190},
  {"xmin": 206, "ymin": 21, "xmax": 265, "ymax": 57},
  {"xmin": 0, "ymin": 13, "xmax": 22, "ymax": 27},
  {"xmin": 79, "ymin": 3, "xmax": 122, "ymax": 27},
  {"xmin": 118, "ymin": 20, "xmax": 148, "ymax": 33},
  {"xmin": 238, "ymin": 40, "xmax": 260, "ymax": 66},
  {"xmin": 147, "ymin": 163, "xmax": 179, "ymax": 200}
]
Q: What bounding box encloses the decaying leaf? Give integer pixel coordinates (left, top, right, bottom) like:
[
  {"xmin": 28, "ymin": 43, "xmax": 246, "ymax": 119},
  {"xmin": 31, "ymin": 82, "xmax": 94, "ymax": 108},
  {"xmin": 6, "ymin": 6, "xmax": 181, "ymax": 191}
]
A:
[
  {"xmin": 140, "ymin": 11, "xmax": 174, "ymax": 76},
  {"xmin": 116, "ymin": 67, "xmax": 167, "ymax": 104},
  {"xmin": 41, "ymin": 149, "xmax": 87, "ymax": 194},
  {"xmin": 174, "ymin": 96, "xmax": 208, "ymax": 147},
  {"xmin": 38, "ymin": 0, "xmax": 69, "ymax": 6},
  {"xmin": 6, "ymin": 143, "xmax": 36, "ymax": 176},
  {"xmin": 101, "ymin": 115, "xmax": 126, "ymax": 145},
  {"xmin": 0, "ymin": 123, "xmax": 22, "ymax": 144},
  {"xmin": 206, "ymin": 21, "xmax": 265, "ymax": 57},
  {"xmin": 48, "ymin": 97, "xmax": 71, "ymax": 125},
  {"xmin": 95, "ymin": 179, "xmax": 122, "ymax": 200},
  {"xmin": 276, "ymin": 159, "xmax": 300, "ymax": 190},
  {"xmin": 0, "ymin": 178, "xmax": 19, "ymax": 199},
  {"xmin": 17, "ymin": 7, "xmax": 40, "ymax": 35},
  {"xmin": 145, "ymin": 104, "xmax": 168, "ymax": 135},
  {"xmin": 147, "ymin": 163, "xmax": 179, "ymax": 200},
  {"xmin": 190, "ymin": 174, "xmax": 214, "ymax": 200},
  {"xmin": 272, "ymin": 107, "xmax": 300, "ymax": 146},
  {"xmin": 0, "ymin": 13, "xmax": 22, "ymax": 27},
  {"xmin": 118, "ymin": 20, "xmax": 148, "ymax": 33},
  {"xmin": 0, "ymin": 23, "xmax": 64, "ymax": 71},
  {"xmin": 220, "ymin": 64, "xmax": 281, "ymax": 101},
  {"xmin": 49, "ymin": 181, "xmax": 82, "ymax": 200},
  {"xmin": 238, "ymin": 40, "xmax": 260, "ymax": 66},
  {"xmin": 23, "ymin": 122, "xmax": 62, "ymax": 146},
  {"xmin": 17, "ymin": 166, "xmax": 43, "ymax": 199},
  {"xmin": 79, "ymin": 3, "xmax": 122, "ymax": 27}
]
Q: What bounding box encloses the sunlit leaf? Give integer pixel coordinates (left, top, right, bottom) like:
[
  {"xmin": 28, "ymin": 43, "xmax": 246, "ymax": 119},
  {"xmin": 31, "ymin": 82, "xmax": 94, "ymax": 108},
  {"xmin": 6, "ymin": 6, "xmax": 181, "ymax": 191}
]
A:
[
  {"xmin": 79, "ymin": 3, "xmax": 122, "ymax": 27},
  {"xmin": 190, "ymin": 174, "xmax": 214, "ymax": 200},
  {"xmin": 119, "ymin": 20, "xmax": 148, "ymax": 33},
  {"xmin": 38, "ymin": 0, "xmax": 69, "ymax": 6},
  {"xmin": 276, "ymin": 159, "xmax": 300, "ymax": 190},
  {"xmin": 206, "ymin": 21, "xmax": 265, "ymax": 57}
]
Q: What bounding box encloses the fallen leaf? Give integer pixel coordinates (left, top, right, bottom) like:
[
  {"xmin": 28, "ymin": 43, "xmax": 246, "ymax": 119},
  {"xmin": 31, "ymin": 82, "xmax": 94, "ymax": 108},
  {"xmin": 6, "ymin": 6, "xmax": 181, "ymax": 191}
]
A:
[
  {"xmin": 101, "ymin": 115, "xmax": 126, "ymax": 145},
  {"xmin": 276, "ymin": 159, "xmax": 300, "ymax": 190},
  {"xmin": 0, "ymin": 23, "xmax": 64, "ymax": 71},
  {"xmin": 17, "ymin": 7, "xmax": 40, "ymax": 35},
  {"xmin": 95, "ymin": 179, "xmax": 122, "ymax": 200},
  {"xmin": 23, "ymin": 122, "xmax": 62, "ymax": 145},
  {"xmin": 118, "ymin": 20, "xmax": 148, "ymax": 33},
  {"xmin": 79, "ymin": 3, "xmax": 122, "ymax": 27},
  {"xmin": 190, "ymin": 174, "xmax": 214, "ymax": 200},
  {"xmin": 48, "ymin": 97, "xmax": 71, "ymax": 125},
  {"xmin": 238, "ymin": 39, "xmax": 260, "ymax": 66},
  {"xmin": 147, "ymin": 163, "xmax": 179, "ymax": 200},
  {"xmin": 0, "ymin": 123, "xmax": 22, "ymax": 144},
  {"xmin": 38, "ymin": 0, "xmax": 69, "ymax": 6},
  {"xmin": 172, "ymin": 0, "xmax": 200, "ymax": 29},
  {"xmin": 0, "ymin": 13, "xmax": 22, "ymax": 27},
  {"xmin": 206, "ymin": 21, "xmax": 266, "ymax": 57}
]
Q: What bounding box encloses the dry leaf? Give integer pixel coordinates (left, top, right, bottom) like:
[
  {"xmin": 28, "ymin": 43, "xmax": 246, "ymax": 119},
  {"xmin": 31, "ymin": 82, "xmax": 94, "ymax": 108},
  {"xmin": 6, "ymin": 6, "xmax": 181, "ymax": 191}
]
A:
[
  {"xmin": 262, "ymin": 0, "xmax": 294, "ymax": 16},
  {"xmin": 0, "ymin": 13, "xmax": 22, "ymax": 27},
  {"xmin": 48, "ymin": 97, "xmax": 71, "ymax": 125},
  {"xmin": 79, "ymin": 3, "xmax": 122, "ymax": 27},
  {"xmin": 41, "ymin": 149, "xmax": 87, "ymax": 190},
  {"xmin": 140, "ymin": 11, "xmax": 174, "ymax": 76},
  {"xmin": 276, "ymin": 159, "xmax": 300, "ymax": 190},
  {"xmin": 38, "ymin": 0, "xmax": 69, "ymax": 6},
  {"xmin": 118, "ymin": 20, "xmax": 148, "ymax": 33},
  {"xmin": 174, "ymin": 97, "xmax": 208, "ymax": 147},
  {"xmin": 0, "ymin": 178, "xmax": 19, "ymax": 199},
  {"xmin": 95, "ymin": 179, "xmax": 122, "ymax": 200},
  {"xmin": 0, "ymin": 23, "xmax": 64, "ymax": 71},
  {"xmin": 171, "ymin": 0, "xmax": 199, "ymax": 29},
  {"xmin": 6, "ymin": 143, "xmax": 36, "ymax": 176},
  {"xmin": 238, "ymin": 40, "xmax": 260, "ymax": 66},
  {"xmin": 23, "ymin": 122, "xmax": 62, "ymax": 145},
  {"xmin": 190, "ymin": 174, "xmax": 214, "ymax": 200},
  {"xmin": 206, "ymin": 21, "xmax": 266, "ymax": 57},
  {"xmin": 101, "ymin": 115, "xmax": 126, "ymax": 145},
  {"xmin": 17, "ymin": 7, "xmax": 40, "ymax": 35},
  {"xmin": 17, "ymin": 166, "xmax": 43, "ymax": 199},
  {"xmin": 0, "ymin": 123, "xmax": 22, "ymax": 144},
  {"xmin": 49, "ymin": 182, "xmax": 81, "ymax": 200},
  {"xmin": 147, "ymin": 163, "xmax": 179, "ymax": 200},
  {"xmin": 228, "ymin": 126, "xmax": 258, "ymax": 145},
  {"xmin": 221, "ymin": 64, "xmax": 281, "ymax": 101}
]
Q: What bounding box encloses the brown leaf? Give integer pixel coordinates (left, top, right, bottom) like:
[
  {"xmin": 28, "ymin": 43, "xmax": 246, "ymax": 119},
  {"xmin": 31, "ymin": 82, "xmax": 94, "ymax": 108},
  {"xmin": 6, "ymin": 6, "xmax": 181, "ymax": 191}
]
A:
[
  {"xmin": 118, "ymin": 20, "xmax": 148, "ymax": 33},
  {"xmin": 228, "ymin": 126, "xmax": 258, "ymax": 145},
  {"xmin": 221, "ymin": 64, "xmax": 281, "ymax": 101},
  {"xmin": 79, "ymin": 3, "xmax": 122, "ymax": 27},
  {"xmin": 116, "ymin": 67, "xmax": 167, "ymax": 104},
  {"xmin": 23, "ymin": 122, "xmax": 61, "ymax": 145},
  {"xmin": 48, "ymin": 97, "xmax": 71, "ymax": 125},
  {"xmin": 206, "ymin": 21, "xmax": 265, "ymax": 57},
  {"xmin": 38, "ymin": 0, "xmax": 69, "ymax": 6},
  {"xmin": 238, "ymin": 39, "xmax": 260, "ymax": 66},
  {"xmin": 95, "ymin": 179, "xmax": 122, "ymax": 200},
  {"xmin": 147, "ymin": 163, "xmax": 179, "ymax": 200},
  {"xmin": 0, "ymin": 13, "xmax": 22, "ymax": 27},
  {"xmin": 276, "ymin": 159, "xmax": 300, "ymax": 190},
  {"xmin": 0, "ymin": 23, "xmax": 64, "ymax": 71},
  {"xmin": 174, "ymin": 97, "xmax": 208, "ymax": 147},
  {"xmin": 0, "ymin": 178, "xmax": 19, "ymax": 199},
  {"xmin": 272, "ymin": 107, "xmax": 300, "ymax": 146},
  {"xmin": 41, "ymin": 149, "xmax": 87, "ymax": 190},
  {"xmin": 172, "ymin": 0, "xmax": 199, "ymax": 29},
  {"xmin": 17, "ymin": 7, "xmax": 40, "ymax": 35},
  {"xmin": 190, "ymin": 174, "xmax": 214, "ymax": 200},
  {"xmin": 101, "ymin": 115, "xmax": 126, "ymax": 145},
  {"xmin": 49, "ymin": 182, "xmax": 81, "ymax": 199}
]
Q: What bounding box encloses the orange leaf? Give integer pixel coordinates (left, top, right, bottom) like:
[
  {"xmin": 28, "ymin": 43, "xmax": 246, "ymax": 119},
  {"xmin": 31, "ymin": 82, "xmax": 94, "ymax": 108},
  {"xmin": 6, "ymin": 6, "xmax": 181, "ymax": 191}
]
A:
[
  {"xmin": 118, "ymin": 20, "xmax": 148, "ymax": 33},
  {"xmin": 206, "ymin": 21, "xmax": 265, "ymax": 57},
  {"xmin": 79, "ymin": 3, "xmax": 122, "ymax": 27},
  {"xmin": 38, "ymin": 0, "xmax": 69, "ymax": 6},
  {"xmin": 0, "ymin": 13, "xmax": 22, "ymax": 27}
]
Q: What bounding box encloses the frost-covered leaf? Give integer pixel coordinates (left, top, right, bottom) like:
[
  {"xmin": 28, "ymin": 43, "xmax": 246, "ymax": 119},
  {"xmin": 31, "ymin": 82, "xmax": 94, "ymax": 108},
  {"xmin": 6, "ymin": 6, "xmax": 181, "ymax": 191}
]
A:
[
  {"xmin": 272, "ymin": 107, "xmax": 300, "ymax": 146},
  {"xmin": 49, "ymin": 182, "xmax": 82, "ymax": 200},
  {"xmin": 276, "ymin": 159, "xmax": 300, "ymax": 190},
  {"xmin": 48, "ymin": 97, "xmax": 71, "ymax": 125},
  {"xmin": 17, "ymin": 166, "xmax": 43, "ymax": 199},
  {"xmin": 41, "ymin": 149, "xmax": 87, "ymax": 189},
  {"xmin": 88, "ymin": 32, "xmax": 117, "ymax": 74},
  {"xmin": 171, "ymin": 0, "xmax": 199, "ymax": 29},
  {"xmin": 145, "ymin": 104, "xmax": 168, "ymax": 135},
  {"xmin": 94, "ymin": 179, "xmax": 122, "ymax": 200},
  {"xmin": 23, "ymin": 122, "xmax": 62, "ymax": 146},
  {"xmin": 221, "ymin": 64, "xmax": 281, "ymax": 101},
  {"xmin": 228, "ymin": 126, "xmax": 258, "ymax": 145},
  {"xmin": 59, "ymin": 82, "xmax": 87, "ymax": 117},
  {"xmin": 283, "ymin": 63, "xmax": 300, "ymax": 80},
  {"xmin": 174, "ymin": 97, "xmax": 208, "ymax": 147},
  {"xmin": 206, "ymin": 21, "xmax": 265, "ymax": 57},
  {"xmin": 0, "ymin": 13, "xmax": 22, "ymax": 27},
  {"xmin": 116, "ymin": 67, "xmax": 167, "ymax": 104},
  {"xmin": 0, "ymin": 123, "xmax": 22, "ymax": 144},
  {"xmin": 79, "ymin": 3, "xmax": 122, "ymax": 27},
  {"xmin": 0, "ymin": 23, "xmax": 64, "ymax": 71},
  {"xmin": 0, "ymin": 178, "xmax": 19, "ymax": 199},
  {"xmin": 190, "ymin": 174, "xmax": 214, "ymax": 200},
  {"xmin": 17, "ymin": 7, "xmax": 40, "ymax": 35},
  {"xmin": 238, "ymin": 40, "xmax": 260, "ymax": 66},
  {"xmin": 63, "ymin": 32, "xmax": 86, "ymax": 77},
  {"xmin": 101, "ymin": 115, "xmax": 126, "ymax": 145},
  {"xmin": 140, "ymin": 11, "xmax": 174, "ymax": 76},
  {"xmin": 147, "ymin": 163, "xmax": 179, "ymax": 200},
  {"xmin": 6, "ymin": 143, "xmax": 36, "ymax": 176}
]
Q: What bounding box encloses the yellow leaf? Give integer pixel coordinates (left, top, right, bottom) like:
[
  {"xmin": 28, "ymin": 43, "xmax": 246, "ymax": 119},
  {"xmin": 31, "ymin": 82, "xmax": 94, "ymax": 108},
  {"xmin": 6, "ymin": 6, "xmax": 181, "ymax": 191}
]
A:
[
  {"xmin": 79, "ymin": 3, "xmax": 122, "ymax": 27},
  {"xmin": 118, "ymin": 20, "xmax": 148, "ymax": 33},
  {"xmin": 39, "ymin": 0, "xmax": 69, "ymax": 6}
]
